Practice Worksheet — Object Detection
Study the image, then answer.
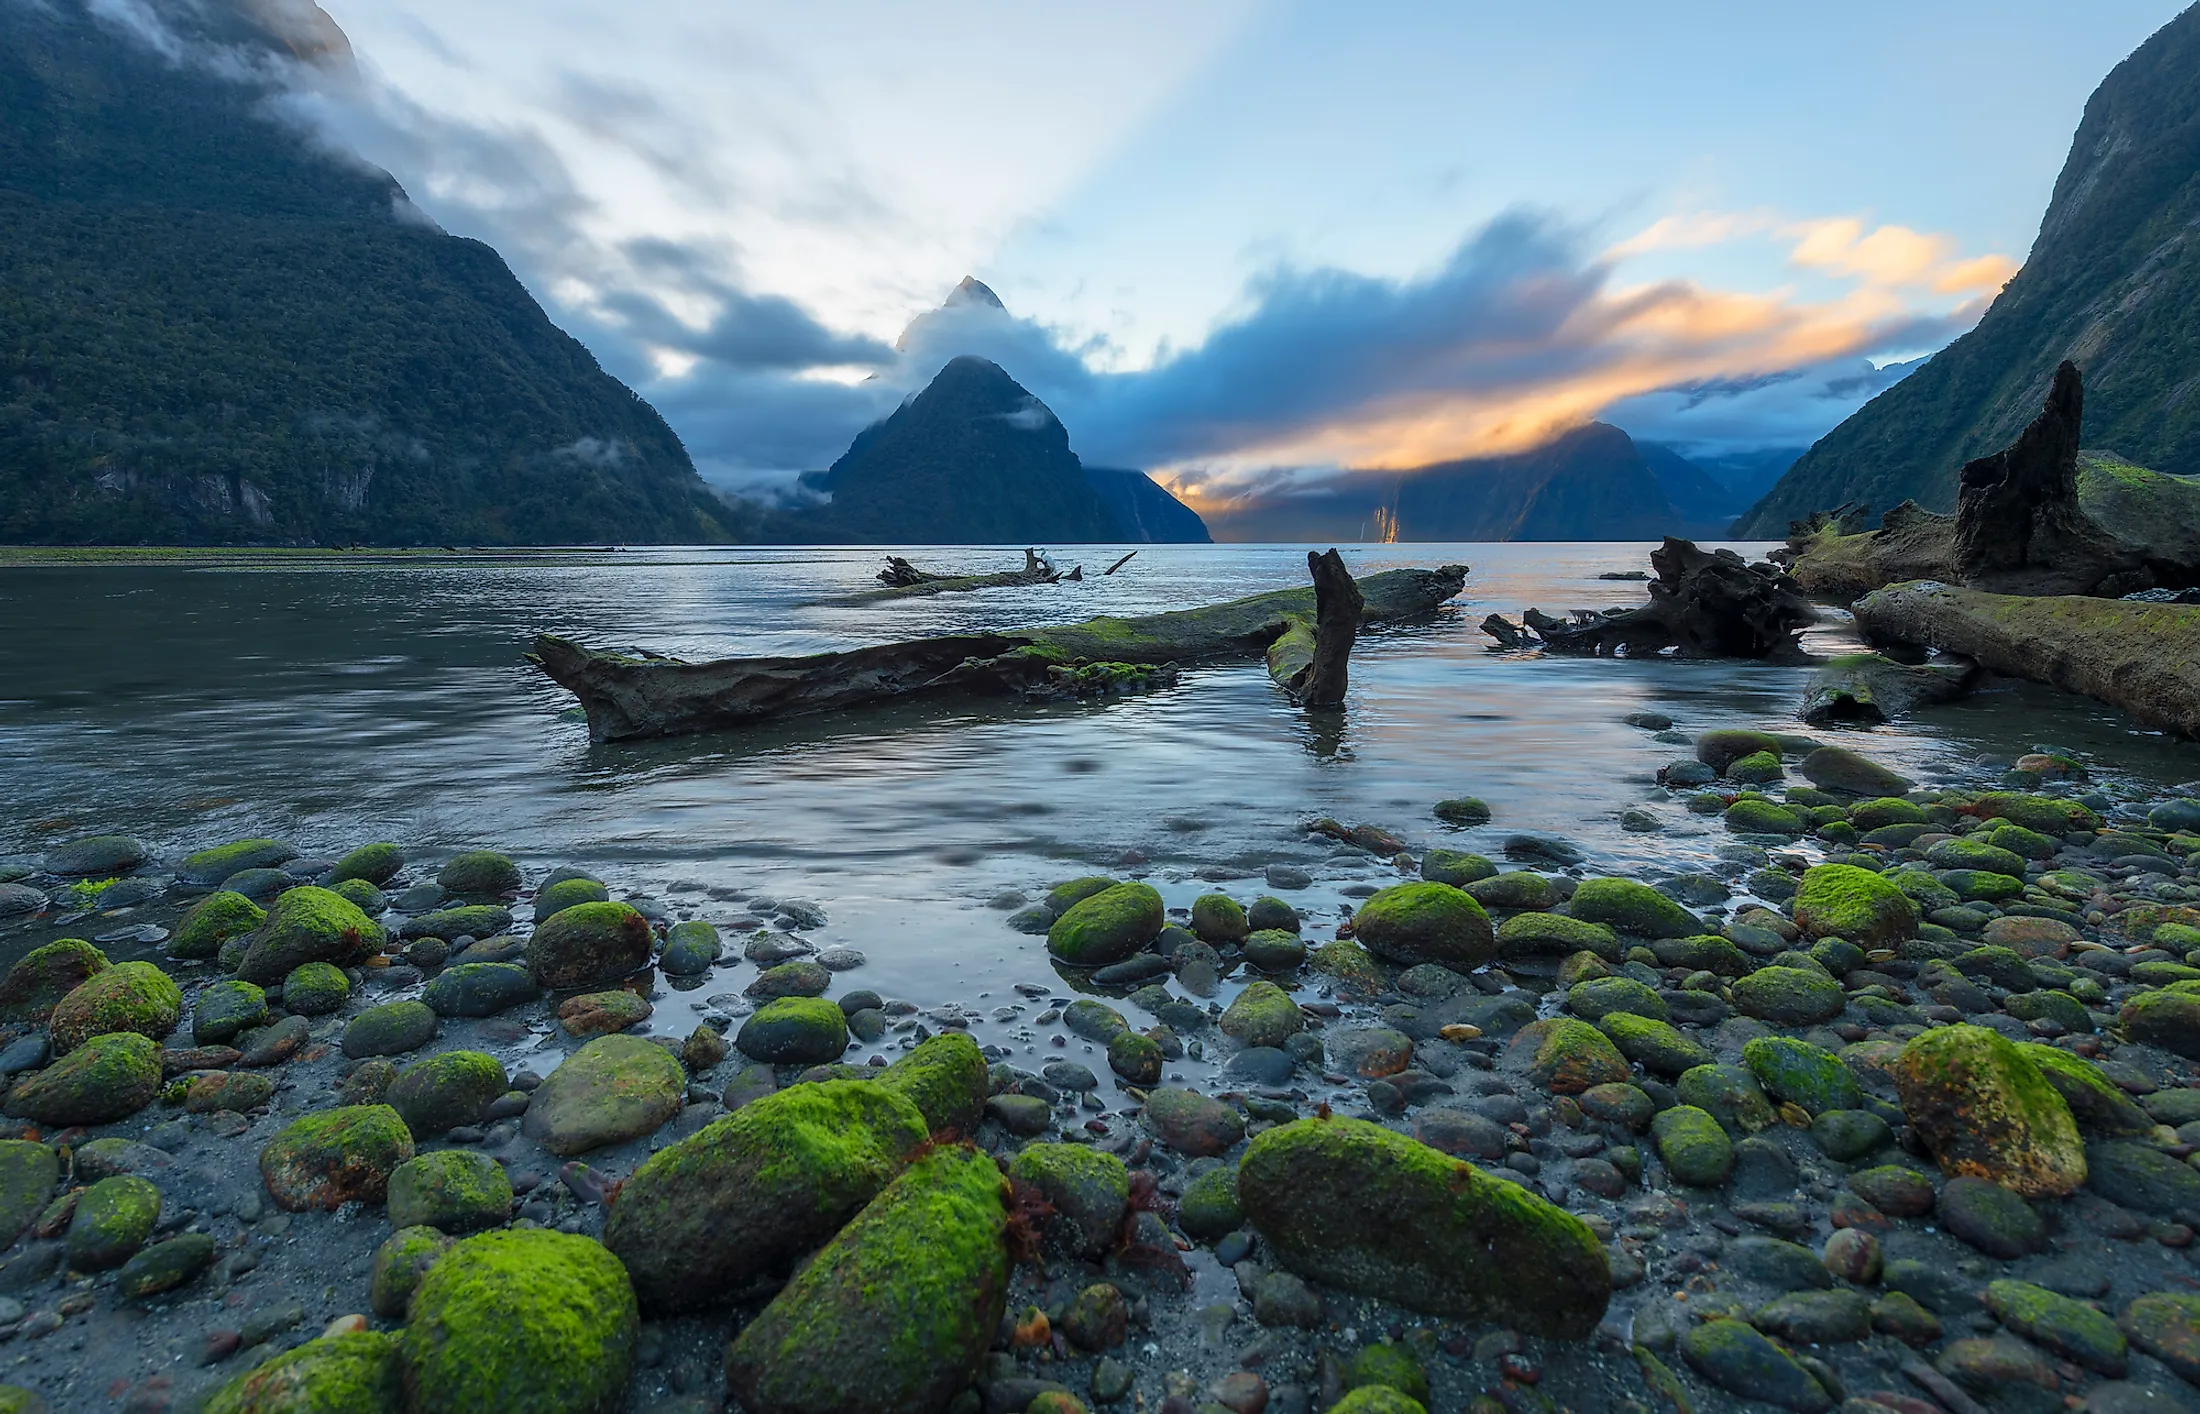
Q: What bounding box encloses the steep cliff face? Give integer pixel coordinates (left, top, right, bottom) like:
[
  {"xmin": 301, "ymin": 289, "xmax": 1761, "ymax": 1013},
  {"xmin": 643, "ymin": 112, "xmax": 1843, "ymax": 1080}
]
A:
[
  {"xmin": 0, "ymin": 0, "xmax": 739, "ymax": 544},
  {"xmin": 1737, "ymin": 6, "xmax": 2200, "ymax": 534}
]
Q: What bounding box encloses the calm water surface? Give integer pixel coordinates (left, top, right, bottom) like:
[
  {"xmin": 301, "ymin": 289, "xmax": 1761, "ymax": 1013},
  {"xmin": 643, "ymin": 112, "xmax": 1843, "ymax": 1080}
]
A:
[{"xmin": 4, "ymin": 543, "xmax": 2197, "ymax": 1054}]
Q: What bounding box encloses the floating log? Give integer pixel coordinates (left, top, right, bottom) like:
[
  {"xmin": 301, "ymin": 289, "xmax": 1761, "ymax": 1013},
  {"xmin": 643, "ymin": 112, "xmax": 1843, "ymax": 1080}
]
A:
[
  {"xmin": 1798, "ymin": 652, "xmax": 1978, "ymax": 727},
  {"xmin": 836, "ymin": 549, "xmax": 1062, "ymax": 603},
  {"xmin": 534, "ymin": 564, "xmax": 1467, "ymax": 742},
  {"xmin": 1852, "ymin": 581, "xmax": 2200, "ymax": 738},
  {"xmin": 1479, "ymin": 537, "xmax": 1816, "ymax": 660},
  {"xmin": 1779, "ymin": 363, "xmax": 2200, "ymax": 601}
]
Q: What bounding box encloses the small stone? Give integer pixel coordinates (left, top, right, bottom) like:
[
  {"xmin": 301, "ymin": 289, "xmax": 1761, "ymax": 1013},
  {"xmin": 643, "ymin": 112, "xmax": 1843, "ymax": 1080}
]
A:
[{"xmin": 1937, "ymin": 1175, "xmax": 2046, "ymax": 1259}]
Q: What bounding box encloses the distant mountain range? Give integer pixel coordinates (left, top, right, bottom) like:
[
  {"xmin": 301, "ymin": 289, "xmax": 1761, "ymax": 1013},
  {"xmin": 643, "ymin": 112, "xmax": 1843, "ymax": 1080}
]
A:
[
  {"xmin": 1197, "ymin": 423, "xmax": 1760, "ymax": 543},
  {"xmin": 1737, "ymin": 6, "xmax": 2200, "ymax": 534},
  {"xmin": 761, "ymin": 354, "xmax": 1210, "ymax": 544},
  {"xmin": 0, "ymin": 0, "xmax": 744, "ymax": 545}
]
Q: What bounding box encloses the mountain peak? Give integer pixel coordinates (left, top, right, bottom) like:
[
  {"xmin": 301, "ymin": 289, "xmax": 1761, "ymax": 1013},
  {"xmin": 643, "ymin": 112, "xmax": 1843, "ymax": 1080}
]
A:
[{"xmin": 944, "ymin": 276, "xmax": 1005, "ymax": 311}]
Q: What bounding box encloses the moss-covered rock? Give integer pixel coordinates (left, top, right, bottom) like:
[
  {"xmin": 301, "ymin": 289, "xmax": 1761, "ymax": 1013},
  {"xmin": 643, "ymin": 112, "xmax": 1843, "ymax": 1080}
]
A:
[
  {"xmin": 6, "ymin": 1030, "xmax": 160, "ymax": 1125},
  {"xmin": 659, "ymin": 920, "xmax": 720, "ymax": 975},
  {"xmin": 1696, "ymin": 729, "xmax": 1783, "ymax": 774},
  {"xmin": 183, "ymin": 1070, "xmax": 276, "ymax": 1114},
  {"xmin": 1651, "ymin": 933, "xmax": 1751, "ymax": 976},
  {"xmin": 342, "ymin": 1000, "xmax": 437, "ymax": 1059},
  {"xmin": 875, "ymin": 1032, "xmax": 988, "ymax": 1136},
  {"xmin": 180, "ymin": 839, "xmax": 296, "ymax": 886},
  {"xmin": 1731, "ymin": 965, "xmax": 1846, "ymax": 1026},
  {"xmin": 387, "ymin": 1051, "xmax": 508, "ymax": 1139},
  {"xmin": 528, "ymin": 901, "xmax": 653, "ymax": 991},
  {"xmin": 387, "ymin": 1150, "xmax": 513, "ymax": 1233},
  {"xmin": 1981, "ymin": 1279, "xmax": 2126, "ymax": 1376},
  {"xmin": 533, "ymin": 877, "xmax": 610, "ymax": 922},
  {"xmin": 1045, "ymin": 876, "xmax": 1118, "ymax": 914},
  {"xmin": 191, "ymin": 979, "xmax": 269, "ymax": 1047},
  {"xmin": 1726, "ymin": 749, "xmax": 1785, "ymax": 784},
  {"xmin": 1598, "ymin": 1012, "xmax": 1710, "ymax": 1077},
  {"xmin": 2120, "ymin": 1293, "xmax": 2200, "ymax": 1385},
  {"xmin": 1566, "ymin": 975, "xmax": 1667, "ymax": 1023},
  {"xmin": 520, "ymin": 1034, "xmax": 685, "ymax": 1157},
  {"xmin": 1463, "ymin": 871, "xmax": 1556, "ymax": 911},
  {"xmin": 370, "ymin": 1225, "xmax": 453, "ymax": 1319},
  {"xmin": 1190, "ymin": 893, "xmax": 1248, "ymax": 943},
  {"xmin": 0, "ymin": 938, "xmax": 110, "ymax": 1024},
  {"xmin": 399, "ymin": 906, "xmax": 514, "ymax": 942},
  {"xmin": 1237, "ymin": 1115, "xmax": 1610, "ymax": 1337},
  {"xmin": 1850, "ymin": 797, "xmax": 1927, "ymax": 830},
  {"xmin": 170, "ymin": 892, "xmax": 266, "ymax": 962},
  {"xmin": 1793, "ymin": 863, "xmax": 1917, "ymax": 944},
  {"xmin": 260, "ymin": 1104, "xmax": 414, "ymax": 1210},
  {"xmin": 47, "ymin": 961, "xmax": 179, "ymax": 1054},
  {"xmin": 329, "ymin": 842, "xmax": 405, "ymax": 886},
  {"xmin": 1047, "ymin": 882, "xmax": 1165, "ymax": 967},
  {"xmin": 1351, "ymin": 883, "xmax": 1493, "ymax": 970},
  {"xmin": 1678, "ymin": 1318, "xmax": 1833, "ymax": 1413},
  {"xmin": 2018, "ymin": 1043, "xmax": 2154, "ymax": 1136},
  {"xmin": 1107, "ymin": 1030, "xmax": 1163, "ymax": 1084},
  {"xmin": 1497, "ymin": 912, "xmax": 1619, "ymax": 962},
  {"xmin": 1651, "ymin": 1105, "xmax": 1734, "ymax": 1186},
  {"xmin": 1893, "ymin": 1025, "xmax": 2085, "ymax": 1197},
  {"xmin": 1419, "ymin": 849, "xmax": 1496, "ymax": 888},
  {"xmin": 204, "ymin": 1330, "xmax": 403, "ymax": 1414},
  {"xmin": 1726, "ymin": 799, "xmax": 1808, "ymax": 835},
  {"xmin": 436, "ymin": 851, "xmax": 522, "ymax": 898},
  {"xmin": 335, "ymin": 876, "xmax": 388, "ymax": 917},
  {"xmin": 0, "ymin": 1142, "xmax": 56, "ymax": 1250},
  {"xmin": 420, "ymin": 962, "xmax": 537, "ymax": 1020},
  {"xmin": 1433, "ymin": 796, "xmax": 1492, "ymax": 826},
  {"xmin": 1346, "ymin": 1342, "xmax": 1430, "ymax": 1404},
  {"xmin": 1220, "ymin": 980, "xmax": 1303, "ymax": 1048},
  {"xmin": 64, "ymin": 1173, "xmax": 158, "ymax": 1269},
  {"xmin": 1141, "ymin": 1088, "xmax": 1245, "ymax": 1157},
  {"xmin": 1677, "ymin": 1064, "xmax": 1776, "ymax": 1134},
  {"xmin": 1308, "ymin": 939, "xmax": 1386, "ymax": 993},
  {"xmin": 725, "ymin": 1145, "xmax": 1009, "ymax": 1414},
  {"xmin": 281, "ymin": 961, "xmax": 350, "ymax": 1016},
  {"xmin": 1328, "ymin": 1391, "xmax": 1427, "ymax": 1414},
  {"xmin": 1968, "ymin": 792, "xmax": 2099, "ymax": 835},
  {"xmin": 1743, "ymin": 1037, "xmax": 1862, "ymax": 1115},
  {"xmin": 1243, "ymin": 929, "xmax": 1308, "ymax": 971},
  {"xmin": 403, "ymin": 1229, "xmax": 636, "ymax": 1414},
  {"xmin": 735, "ymin": 996, "xmax": 849, "ymax": 1065},
  {"xmin": 1568, "ymin": 878, "xmax": 1700, "ymax": 938},
  {"xmin": 1925, "ymin": 837, "xmax": 2027, "ymax": 879},
  {"xmin": 1510, "ymin": 1018, "xmax": 1630, "ymax": 1094},
  {"xmin": 603, "ymin": 1078, "xmax": 927, "ymax": 1311},
  {"xmin": 2123, "ymin": 990, "xmax": 2200, "ymax": 1059},
  {"xmin": 116, "ymin": 1231, "xmax": 216, "ymax": 1299},
  {"xmin": 1176, "ymin": 1163, "xmax": 1242, "ymax": 1244},
  {"xmin": 237, "ymin": 886, "xmax": 384, "ymax": 985},
  {"xmin": 1008, "ymin": 1143, "xmax": 1130, "ymax": 1256}
]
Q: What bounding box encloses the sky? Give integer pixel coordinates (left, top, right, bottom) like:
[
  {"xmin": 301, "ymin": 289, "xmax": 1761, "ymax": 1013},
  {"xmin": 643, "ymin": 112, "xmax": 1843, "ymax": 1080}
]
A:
[{"xmin": 246, "ymin": 0, "xmax": 2195, "ymax": 507}]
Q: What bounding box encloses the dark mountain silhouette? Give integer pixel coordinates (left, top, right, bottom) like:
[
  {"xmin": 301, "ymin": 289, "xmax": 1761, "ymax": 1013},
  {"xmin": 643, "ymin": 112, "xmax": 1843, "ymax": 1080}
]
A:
[
  {"xmin": 1203, "ymin": 422, "xmax": 1713, "ymax": 542},
  {"xmin": 1737, "ymin": 6, "xmax": 2200, "ymax": 533},
  {"xmin": 0, "ymin": 0, "xmax": 741, "ymax": 544},
  {"xmin": 775, "ymin": 355, "xmax": 1208, "ymax": 544}
]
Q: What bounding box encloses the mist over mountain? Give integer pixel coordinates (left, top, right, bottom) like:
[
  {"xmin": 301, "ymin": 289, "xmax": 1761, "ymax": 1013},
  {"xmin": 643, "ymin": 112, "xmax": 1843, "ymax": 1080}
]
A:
[
  {"xmin": 0, "ymin": 0, "xmax": 740, "ymax": 545},
  {"xmin": 1737, "ymin": 7, "xmax": 2200, "ymax": 533}
]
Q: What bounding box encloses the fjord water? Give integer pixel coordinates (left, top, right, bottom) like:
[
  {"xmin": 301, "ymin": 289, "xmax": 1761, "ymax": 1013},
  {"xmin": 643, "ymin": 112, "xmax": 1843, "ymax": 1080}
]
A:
[{"xmin": 3, "ymin": 543, "xmax": 2197, "ymax": 1030}]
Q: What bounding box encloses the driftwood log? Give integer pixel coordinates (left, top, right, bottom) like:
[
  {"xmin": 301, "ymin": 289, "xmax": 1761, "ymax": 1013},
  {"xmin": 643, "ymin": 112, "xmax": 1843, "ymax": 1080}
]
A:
[
  {"xmin": 534, "ymin": 564, "xmax": 1467, "ymax": 742},
  {"xmin": 1479, "ymin": 537, "xmax": 1816, "ymax": 660},
  {"xmin": 1779, "ymin": 362, "xmax": 2200, "ymax": 600},
  {"xmin": 827, "ymin": 550, "xmax": 1063, "ymax": 604},
  {"xmin": 1264, "ymin": 549, "xmax": 1364, "ymax": 707},
  {"xmin": 1853, "ymin": 580, "xmax": 2200, "ymax": 738}
]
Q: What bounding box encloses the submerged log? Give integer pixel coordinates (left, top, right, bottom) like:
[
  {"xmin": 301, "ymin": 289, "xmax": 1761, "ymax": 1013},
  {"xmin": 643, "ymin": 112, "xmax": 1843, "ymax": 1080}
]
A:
[
  {"xmin": 1798, "ymin": 652, "xmax": 1978, "ymax": 727},
  {"xmin": 1479, "ymin": 537, "xmax": 1816, "ymax": 660},
  {"xmin": 1782, "ymin": 363, "xmax": 2200, "ymax": 601},
  {"xmin": 1852, "ymin": 581, "xmax": 2200, "ymax": 738},
  {"xmin": 534, "ymin": 565, "xmax": 1467, "ymax": 742}
]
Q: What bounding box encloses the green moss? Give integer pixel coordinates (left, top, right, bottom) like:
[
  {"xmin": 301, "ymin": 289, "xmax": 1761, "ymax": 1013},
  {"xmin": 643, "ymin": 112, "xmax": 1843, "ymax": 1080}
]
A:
[
  {"xmin": 1981, "ymin": 1279, "xmax": 2127, "ymax": 1375},
  {"xmin": 6, "ymin": 1030, "xmax": 161, "ymax": 1125},
  {"xmin": 1008, "ymin": 1143, "xmax": 1132, "ymax": 1255},
  {"xmin": 1512, "ymin": 1017, "xmax": 1630, "ymax": 1094},
  {"xmin": 1346, "ymin": 1341, "xmax": 1430, "ymax": 1404},
  {"xmin": 1850, "ymin": 797, "xmax": 1927, "ymax": 830},
  {"xmin": 436, "ymin": 851, "xmax": 522, "ymax": 897},
  {"xmin": 1650, "ymin": 934, "xmax": 1749, "ymax": 976},
  {"xmin": 179, "ymin": 839, "xmax": 295, "ymax": 884},
  {"xmin": 370, "ymin": 1225, "xmax": 453, "ymax": 1319},
  {"xmin": 65, "ymin": 1173, "xmax": 159, "ymax": 1269},
  {"xmin": 1969, "ymin": 792, "xmax": 2101, "ymax": 835},
  {"xmin": 1742, "ymin": 1037, "xmax": 1862, "ymax": 1114},
  {"xmin": 1047, "ymin": 882, "xmax": 1164, "ymax": 967},
  {"xmin": 1731, "ymin": 965, "xmax": 1846, "ymax": 1026},
  {"xmin": 204, "ymin": 1330, "xmax": 403, "ymax": 1414},
  {"xmin": 1351, "ymin": 883, "xmax": 1494, "ymax": 970},
  {"xmin": 533, "ymin": 877, "xmax": 610, "ymax": 921},
  {"xmin": 735, "ymin": 996, "xmax": 849, "ymax": 1065},
  {"xmin": 1043, "ymin": 876, "xmax": 1117, "ymax": 914},
  {"xmin": 1191, "ymin": 893, "xmax": 1249, "ymax": 942},
  {"xmin": 2121, "ymin": 989, "xmax": 2200, "ymax": 1058},
  {"xmin": 726, "ymin": 1146, "xmax": 1010, "ymax": 1414},
  {"xmin": 387, "ymin": 1150, "xmax": 513, "ymax": 1233},
  {"xmin": 171, "ymin": 892, "xmax": 267, "ymax": 960},
  {"xmin": 1892, "ymin": 1025, "xmax": 2084, "ymax": 1197},
  {"xmin": 1220, "ymin": 980, "xmax": 1303, "ymax": 1048},
  {"xmin": 1497, "ymin": 912, "xmax": 1618, "ymax": 961},
  {"xmin": 387, "ymin": 1051, "xmax": 508, "ymax": 1138},
  {"xmin": 237, "ymin": 886, "xmax": 384, "ymax": 985},
  {"xmin": 258, "ymin": 1104, "xmax": 415, "ymax": 1211},
  {"xmin": 1725, "ymin": 798, "xmax": 1808, "ymax": 835},
  {"xmin": 1598, "ymin": 1012, "xmax": 1710, "ymax": 1077},
  {"xmin": 875, "ymin": 1032, "xmax": 989, "ymax": 1136},
  {"xmin": 1433, "ymin": 797, "xmax": 1492, "ymax": 826},
  {"xmin": 403, "ymin": 1229, "xmax": 637, "ymax": 1414},
  {"xmin": 329, "ymin": 842, "xmax": 405, "ymax": 886},
  {"xmin": 528, "ymin": 901, "xmax": 653, "ymax": 990},
  {"xmin": 1695, "ymin": 729, "xmax": 1783, "ymax": 773},
  {"xmin": 1566, "ymin": 975, "xmax": 1667, "ymax": 1023},
  {"xmin": 1329, "ymin": 1391, "xmax": 1428, "ymax": 1414},
  {"xmin": 602, "ymin": 1079, "xmax": 928, "ymax": 1311},
  {"xmin": 1308, "ymin": 939, "xmax": 1385, "ymax": 994},
  {"xmin": 1419, "ymin": 848, "xmax": 1495, "ymax": 887},
  {"xmin": 47, "ymin": 961, "xmax": 179, "ymax": 1054},
  {"xmin": 1727, "ymin": 750, "xmax": 1785, "ymax": 784},
  {"xmin": 1651, "ymin": 1104, "xmax": 1733, "ymax": 1186},
  {"xmin": 1176, "ymin": 1163, "xmax": 1242, "ymax": 1243},
  {"xmin": 1568, "ymin": 878, "xmax": 1700, "ymax": 938},
  {"xmin": 191, "ymin": 979, "xmax": 269, "ymax": 1046},
  {"xmin": 342, "ymin": 1000, "xmax": 438, "ymax": 1059},
  {"xmin": 1793, "ymin": 863, "xmax": 1918, "ymax": 944},
  {"xmin": 0, "ymin": 938, "xmax": 109, "ymax": 1022},
  {"xmin": 329, "ymin": 878, "xmax": 385, "ymax": 914},
  {"xmin": 1236, "ymin": 1115, "xmax": 1610, "ymax": 1337},
  {"xmin": 401, "ymin": 905, "xmax": 514, "ymax": 942},
  {"xmin": 1677, "ymin": 1063, "xmax": 1775, "ymax": 1133},
  {"xmin": 282, "ymin": 961, "xmax": 350, "ymax": 1016}
]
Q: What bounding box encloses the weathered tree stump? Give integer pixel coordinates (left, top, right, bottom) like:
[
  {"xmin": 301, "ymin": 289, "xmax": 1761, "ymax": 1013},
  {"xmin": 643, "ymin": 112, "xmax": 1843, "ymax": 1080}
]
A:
[{"xmin": 1479, "ymin": 537, "xmax": 1816, "ymax": 660}]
